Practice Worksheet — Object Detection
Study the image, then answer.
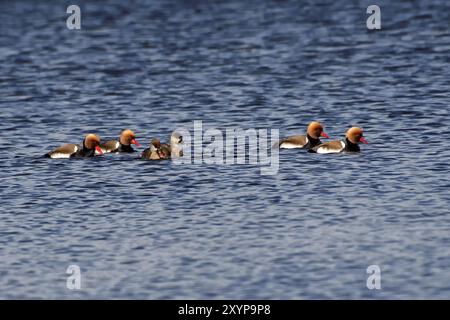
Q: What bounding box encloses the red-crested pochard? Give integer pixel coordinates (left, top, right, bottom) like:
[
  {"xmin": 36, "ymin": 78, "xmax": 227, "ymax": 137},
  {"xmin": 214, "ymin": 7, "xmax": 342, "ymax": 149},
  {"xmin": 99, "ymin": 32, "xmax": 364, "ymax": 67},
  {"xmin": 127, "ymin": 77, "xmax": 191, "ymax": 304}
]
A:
[
  {"xmin": 96, "ymin": 129, "xmax": 141, "ymax": 154},
  {"xmin": 45, "ymin": 134, "xmax": 104, "ymax": 158},
  {"xmin": 141, "ymin": 138, "xmax": 171, "ymax": 160},
  {"xmin": 275, "ymin": 121, "xmax": 330, "ymax": 150},
  {"xmin": 313, "ymin": 127, "xmax": 368, "ymax": 153}
]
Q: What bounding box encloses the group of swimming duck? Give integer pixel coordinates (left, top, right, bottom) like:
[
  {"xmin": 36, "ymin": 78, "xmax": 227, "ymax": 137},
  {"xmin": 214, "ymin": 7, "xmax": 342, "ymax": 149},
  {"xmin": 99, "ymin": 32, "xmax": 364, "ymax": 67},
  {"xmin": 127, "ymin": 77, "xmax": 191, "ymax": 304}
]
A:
[
  {"xmin": 276, "ymin": 122, "xmax": 368, "ymax": 153},
  {"xmin": 44, "ymin": 122, "xmax": 367, "ymax": 159},
  {"xmin": 45, "ymin": 129, "xmax": 183, "ymax": 159}
]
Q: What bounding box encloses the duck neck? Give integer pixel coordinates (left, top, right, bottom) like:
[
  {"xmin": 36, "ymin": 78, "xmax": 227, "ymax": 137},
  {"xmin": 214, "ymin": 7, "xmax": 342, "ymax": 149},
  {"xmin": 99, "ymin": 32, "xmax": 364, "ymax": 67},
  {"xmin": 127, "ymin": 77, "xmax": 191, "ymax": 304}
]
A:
[
  {"xmin": 344, "ymin": 138, "xmax": 360, "ymax": 152},
  {"xmin": 80, "ymin": 142, "xmax": 95, "ymax": 157},
  {"xmin": 82, "ymin": 140, "xmax": 94, "ymax": 153},
  {"xmin": 119, "ymin": 143, "xmax": 134, "ymax": 152},
  {"xmin": 306, "ymin": 133, "xmax": 321, "ymax": 147}
]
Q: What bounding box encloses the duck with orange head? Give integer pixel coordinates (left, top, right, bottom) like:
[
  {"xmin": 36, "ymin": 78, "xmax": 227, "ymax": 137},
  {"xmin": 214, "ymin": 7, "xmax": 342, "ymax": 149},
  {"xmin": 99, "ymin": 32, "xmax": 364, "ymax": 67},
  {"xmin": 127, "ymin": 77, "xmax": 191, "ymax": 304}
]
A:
[
  {"xmin": 45, "ymin": 134, "xmax": 104, "ymax": 158},
  {"xmin": 275, "ymin": 121, "xmax": 330, "ymax": 150},
  {"xmin": 96, "ymin": 129, "xmax": 141, "ymax": 154},
  {"xmin": 313, "ymin": 127, "xmax": 368, "ymax": 153}
]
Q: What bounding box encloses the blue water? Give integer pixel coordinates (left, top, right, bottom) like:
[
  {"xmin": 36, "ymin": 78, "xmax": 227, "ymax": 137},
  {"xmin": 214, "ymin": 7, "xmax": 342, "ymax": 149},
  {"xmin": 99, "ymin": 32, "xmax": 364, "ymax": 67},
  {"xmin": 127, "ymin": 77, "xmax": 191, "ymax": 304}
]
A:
[{"xmin": 1, "ymin": 0, "xmax": 450, "ymax": 299}]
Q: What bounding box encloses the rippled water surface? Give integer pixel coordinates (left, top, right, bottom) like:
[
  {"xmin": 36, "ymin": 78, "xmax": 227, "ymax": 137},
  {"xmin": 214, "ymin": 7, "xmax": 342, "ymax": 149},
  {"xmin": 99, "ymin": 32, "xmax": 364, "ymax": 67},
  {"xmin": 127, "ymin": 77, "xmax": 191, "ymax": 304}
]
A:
[{"xmin": 1, "ymin": 0, "xmax": 450, "ymax": 299}]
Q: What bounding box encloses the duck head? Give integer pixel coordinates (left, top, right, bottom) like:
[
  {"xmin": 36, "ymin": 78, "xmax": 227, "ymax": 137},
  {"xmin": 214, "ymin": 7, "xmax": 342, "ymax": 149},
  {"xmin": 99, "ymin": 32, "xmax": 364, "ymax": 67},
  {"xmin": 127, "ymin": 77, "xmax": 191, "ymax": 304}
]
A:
[
  {"xmin": 84, "ymin": 134, "xmax": 103, "ymax": 154},
  {"xmin": 307, "ymin": 121, "xmax": 329, "ymax": 139},
  {"xmin": 150, "ymin": 138, "xmax": 161, "ymax": 152},
  {"xmin": 346, "ymin": 127, "xmax": 368, "ymax": 144},
  {"xmin": 120, "ymin": 129, "xmax": 141, "ymax": 147}
]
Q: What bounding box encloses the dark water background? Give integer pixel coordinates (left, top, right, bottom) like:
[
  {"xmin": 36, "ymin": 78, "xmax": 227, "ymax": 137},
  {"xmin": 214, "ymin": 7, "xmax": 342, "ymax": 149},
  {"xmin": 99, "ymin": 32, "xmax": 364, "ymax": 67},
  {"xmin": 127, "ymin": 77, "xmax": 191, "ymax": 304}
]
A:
[{"xmin": 1, "ymin": 0, "xmax": 450, "ymax": 299}]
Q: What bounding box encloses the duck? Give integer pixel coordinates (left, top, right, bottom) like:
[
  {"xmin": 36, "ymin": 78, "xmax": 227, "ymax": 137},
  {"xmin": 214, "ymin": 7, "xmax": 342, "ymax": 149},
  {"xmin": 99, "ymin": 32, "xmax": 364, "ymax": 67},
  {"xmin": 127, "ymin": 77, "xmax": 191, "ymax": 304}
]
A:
[
  {"xmin": 45, "ymin": 134, "xmax": 104, "ymax": 158},
  {"xmin": 159, "ymin": 143, "xmax": 171, "ymax": 159},
  {"xmin": 169, "ymin": 132, "xmax": 183, "ymax": 157},
  {"xmin": 275, "ymin": 121, "xmax": 330, "ymax": 150},
  {"xmin": 96, "ymin": 129, "xmax": 140, "ymax": 154},
  {"xmin": 312, "ymin": 127, "xmax": 368, "ymax": 153},
  {"xmin": 141, "ymin": 138, "xmax": 171, "ymax": 160}
]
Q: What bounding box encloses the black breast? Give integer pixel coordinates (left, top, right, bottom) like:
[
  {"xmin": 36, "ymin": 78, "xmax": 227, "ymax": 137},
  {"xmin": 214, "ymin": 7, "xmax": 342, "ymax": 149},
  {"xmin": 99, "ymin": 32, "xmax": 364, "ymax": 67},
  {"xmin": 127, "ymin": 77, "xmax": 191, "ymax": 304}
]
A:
[
  {"xmin": 344, "ymin": 138, "xmax": 360, "ymax": 152},
  {"xmin": 119, "ymin": 144, "xmax": 135, "ymax": 153},
  {"xmin": 306, "ymin": 134, "xmax": 322, "ymax": 150},
  {"xmin": 71, "ymin": 147, "xmax": 95, "ymax": 158}
]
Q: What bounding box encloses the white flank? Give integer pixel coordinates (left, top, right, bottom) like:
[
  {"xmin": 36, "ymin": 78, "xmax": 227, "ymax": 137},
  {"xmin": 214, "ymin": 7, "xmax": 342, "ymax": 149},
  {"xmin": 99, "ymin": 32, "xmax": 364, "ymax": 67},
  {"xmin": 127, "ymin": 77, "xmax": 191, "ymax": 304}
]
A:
[
  {"xmin": 279, "ymin": 143, "xmax": 305, "ymax": 149},
  {"xmin": 316, "ymin": 141, "xmax": 345, "ymax": 154},
  {"xmin": 50, "ymin": 153, "xmax": 72, "ymax": 159},
  {"xmin": 279, "ymin": 136, "xmax": 307, "ymax": 149},
  {"xmin": 50, "ymin": 145, "xmax": 78, "ymax": 158}
]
